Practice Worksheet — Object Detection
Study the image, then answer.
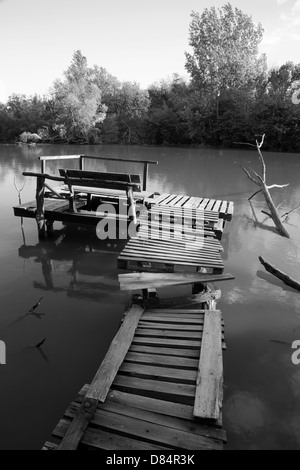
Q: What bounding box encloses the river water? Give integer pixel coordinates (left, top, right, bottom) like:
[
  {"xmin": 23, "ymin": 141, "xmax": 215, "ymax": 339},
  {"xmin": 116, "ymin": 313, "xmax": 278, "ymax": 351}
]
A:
[{"xmin": 0, "ymin": 143, "xmax": 300, "ymax": 450}]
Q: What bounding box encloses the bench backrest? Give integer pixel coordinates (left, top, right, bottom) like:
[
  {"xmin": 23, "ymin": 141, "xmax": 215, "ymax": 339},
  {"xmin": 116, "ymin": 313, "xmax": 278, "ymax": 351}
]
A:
[{"xmin": 59, "ymin": 169, "xmax": 141, "ymax": 192}]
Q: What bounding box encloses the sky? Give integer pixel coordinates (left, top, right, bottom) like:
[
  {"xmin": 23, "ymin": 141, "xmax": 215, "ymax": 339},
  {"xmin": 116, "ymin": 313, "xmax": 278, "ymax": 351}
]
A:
[{"xmin": 0, "ymin": 0, "xmax": 300, "ymax": 102}]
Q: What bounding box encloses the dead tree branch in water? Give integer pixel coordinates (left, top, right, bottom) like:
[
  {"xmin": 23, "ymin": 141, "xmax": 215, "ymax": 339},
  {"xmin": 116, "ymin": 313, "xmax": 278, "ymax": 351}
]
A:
[
  {"xmin": 259, "ymin": 256, "xmax": 300, "ymax": 291},
  {"xmin": 236, "ymin": 135, "xmax": 290, "ymax": 238}
]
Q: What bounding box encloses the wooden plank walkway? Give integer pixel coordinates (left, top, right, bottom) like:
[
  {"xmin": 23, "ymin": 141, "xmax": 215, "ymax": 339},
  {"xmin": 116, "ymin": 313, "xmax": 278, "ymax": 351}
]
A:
[
  {"xmin": 43, "ymin": 303, "xmax": 226, "ymax": 451},
  {"xmin": 146, "ymin": 194, "xmax": 234, "ymax": 221}
]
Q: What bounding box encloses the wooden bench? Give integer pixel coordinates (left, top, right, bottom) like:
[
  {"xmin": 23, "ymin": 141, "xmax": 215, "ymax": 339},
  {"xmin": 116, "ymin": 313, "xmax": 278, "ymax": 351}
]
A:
[
  {"xmin": 22, "ymin": 169, "xmax": 140, "ymax": 239},
  {"xmin": 58, "ymin": 169, "xmax": 141, "ymax": 213}
]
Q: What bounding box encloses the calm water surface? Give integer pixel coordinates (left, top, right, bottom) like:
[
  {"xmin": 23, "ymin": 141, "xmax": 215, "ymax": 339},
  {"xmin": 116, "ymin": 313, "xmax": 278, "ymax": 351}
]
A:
[{"xmin": 0, "ymin": 143, "xmax": 300, "ymax": 450}]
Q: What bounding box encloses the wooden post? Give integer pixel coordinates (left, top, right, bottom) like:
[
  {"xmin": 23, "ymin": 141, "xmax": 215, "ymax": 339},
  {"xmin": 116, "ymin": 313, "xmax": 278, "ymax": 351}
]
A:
[
  {"xmin": 36, "ymin": 177, "xmax": 46, "ymax": 239},
  {"xmin": 143, "ymin": 163, "xmax": 149, "ymax": 191},
  {"xmin": 127, "ymin": 187, "xmax": 137, "ymax": 225},
  {"xmin": 40, "ymin": 159, "xmax": 45, "ymax": 174},
  {"xmin": 61, "ymin": 170, "xmax": 76, "ymax": 213},
  {"xmin": 79, "ymin": 156, "xmax": 84, "ymax": 171}
]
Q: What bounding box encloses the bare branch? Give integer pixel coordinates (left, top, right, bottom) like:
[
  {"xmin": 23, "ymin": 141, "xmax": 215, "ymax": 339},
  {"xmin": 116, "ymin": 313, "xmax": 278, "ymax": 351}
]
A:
[
  {"xmin": 261, "ymin": 210, "xmax": 272, "ymax": 218},
  {"xmin": 255, "ymin": 134, "xmax": 265, "ymax": 149},
  {"xmin": 255, "ymin": 144, "xmax": 266, "ymax": 183},
  {"xmin": 14, "ymin": 178, "xmax": 26, "ymax": 193},
  {"xmin": 234, "ymin": 141, "xmax": 257, "ymax": 148},
  {"xmin": 249, "ymin": 166, "xmax": 264, "ymax": 184},
  {"xmin": 267, "ymin": 184, "xmax": 289, "ymax": 190},
  {"xmin": 239, "ymin": 164, "xmax": 260, "ymax": 186},
  {"xmin": 280, "ymin": 205, "xmax": 300, "ymax": 218},
  {"xmin": 248, "ymin": 189, "xmax": 262, "ymax": 201}
]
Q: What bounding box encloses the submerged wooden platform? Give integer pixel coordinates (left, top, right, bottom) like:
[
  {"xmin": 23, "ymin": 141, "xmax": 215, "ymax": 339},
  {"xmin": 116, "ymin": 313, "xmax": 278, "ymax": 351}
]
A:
[{"xmin": 43, "ymin": 301, "xmax": 226, "ymax": 451}]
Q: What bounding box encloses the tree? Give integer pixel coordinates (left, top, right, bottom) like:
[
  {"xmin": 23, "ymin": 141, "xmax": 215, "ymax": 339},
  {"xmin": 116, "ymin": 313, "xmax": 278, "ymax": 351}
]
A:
[
  {"xmin": 52, "ymin": 50, "xmax": 107, "ymax": 143},
  {"xmin": 104, "ymin": 81, "xmax": 150, "ymax": 143},
  {"xmin": 185, "ymin": 3, "xmax": 267, "ymax": 94}
]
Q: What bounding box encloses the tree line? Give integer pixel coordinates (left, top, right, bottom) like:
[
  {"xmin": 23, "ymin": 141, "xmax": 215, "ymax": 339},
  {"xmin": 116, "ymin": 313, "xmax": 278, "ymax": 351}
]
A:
[{"xmin": 0, "ymin": 3, "xmax": 299, "ymax": 152}]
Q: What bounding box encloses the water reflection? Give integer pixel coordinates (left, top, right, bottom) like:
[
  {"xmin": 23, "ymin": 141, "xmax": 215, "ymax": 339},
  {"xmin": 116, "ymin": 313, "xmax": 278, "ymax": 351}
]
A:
[{"xmin": 18, "ymin": 226, "xmax": 126, "ymax": 302}]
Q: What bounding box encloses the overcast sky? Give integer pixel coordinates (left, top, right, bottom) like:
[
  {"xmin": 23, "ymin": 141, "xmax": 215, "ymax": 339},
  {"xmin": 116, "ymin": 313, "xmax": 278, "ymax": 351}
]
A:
[{"xmin": 0, "ymin": 0, "xmax": 299, "ymax": 102}]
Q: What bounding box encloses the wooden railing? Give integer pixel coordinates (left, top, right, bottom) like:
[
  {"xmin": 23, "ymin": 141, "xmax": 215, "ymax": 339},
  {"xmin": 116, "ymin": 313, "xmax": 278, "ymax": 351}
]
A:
[{"xmin": 39, "ymin": 155, "xmax": 158, "ymax": 191}]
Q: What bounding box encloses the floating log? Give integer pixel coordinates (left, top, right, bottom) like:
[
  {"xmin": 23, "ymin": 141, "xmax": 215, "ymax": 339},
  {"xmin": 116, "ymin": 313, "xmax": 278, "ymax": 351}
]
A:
[{"xmin": 259, "ymin": 256, "xmax": 300, "ymax": 291}]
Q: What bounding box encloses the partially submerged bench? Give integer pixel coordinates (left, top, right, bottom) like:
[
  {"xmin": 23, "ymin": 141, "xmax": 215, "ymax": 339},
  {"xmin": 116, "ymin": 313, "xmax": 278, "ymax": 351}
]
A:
[{"xmin": 18, "ymin": 155, "xmax": 158, "ymax": 239}]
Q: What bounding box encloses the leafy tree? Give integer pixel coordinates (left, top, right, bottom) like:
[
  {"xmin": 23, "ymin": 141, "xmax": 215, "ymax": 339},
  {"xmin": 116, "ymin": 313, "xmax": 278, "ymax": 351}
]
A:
[
  {"xmin": 185, "ymin": 3, "xmax": 267, "ymax": 94},
  {"xmin": 52, "ymin": 50, "xmax": 107, "ymax": 143},
  {"xmin": 103, "ymin": 81, "xmax": 150, "ymax": 143}
]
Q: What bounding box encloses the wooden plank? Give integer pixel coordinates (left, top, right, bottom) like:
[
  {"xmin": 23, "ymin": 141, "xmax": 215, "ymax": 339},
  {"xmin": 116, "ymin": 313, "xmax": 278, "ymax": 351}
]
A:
[
  {"xmin": 152, "ymin": 193, "xmax": 171, "ymax": 204},
  {"xmin": 198, "ymin": 198, "xmax": 210, "ymax": 210},
  {"xmin": 205, "ymin": 199, "xmax": 216, "ymax": 211},
  {"xmin": 138, "ymin": 322, "xmax": 204, "ymax": 331},
  {"xmin": 71, "ymin": 393, "xmax": 226, "ymax": 442},
  {"xmin": 182, "ymin": 197, "xmax": 197, "ymax": 208},
  {"xmin": 124, "ymin": 351, "xmax": 199, "ymax": 369},
  {"xmin": 121, "ymin": 247, "xmax": 223, "ymax": 264},
  {"xmin": 123, "ymin": 242, "xmax": 221, "ymax": 257},
  {"xmin": 227, "ymin": 201, "xmax": 234, "ymax": 219},
  {"xmin": 167, "ymin": 195, "xmax": 185, "ymax": 206},
  {"xmin": 58, "ymin": 397, "xmax": 98, "ymax": 450},
  {"xmin": 54, "ymin": 418, "xmax": 170, "ymax": 450},
  {"xmin": 160, "ymin": 194, "xmax": 178, "ymax": 205},
  {"xmin": 132, "ymin": 336, "xmax": 201, "ymax": 348},
  {"xmin": 59, "ymin": 169, "xmax": 136, "ymax": 183},
  {"xmin": 220, "ymin": 200, "xmax": 228, "ymax": 216},
  {"xmin": 118, "ymin": 273, "xmax": 233, "ymax": 291},
  {"xmin": 135, "ymin": 328, "xmax": 203, "ymax": 339},
  {"xmin": 63, "ymin": 402, "xmax": 222, "ymax": 450},
  {"xmin": 42, "ymin": 442, "xmax": 58, "ymax": 450},
  {"xmin": 119, "ymin": 251, "xmax": 224, "ymax": 265},
  {"xmin": 126, "ymin": 240, "xmax": 220, "ymax": 257},
  {"xmin": 86, "ymin": 304, "xmax": 144, "ymax": 401},
  {"xmin": 107, "ymin": 389, "xmax": 195, "ymax": 421},
  {"xmin": 136, "ymin": 233, "xmax": 222, "ymax": 250},
  {"xmin": 112, "ymin": 375, "xmax": 196, "ymax": 404},
  {"xmin": 119, "ymin": 362, "xmax": 197, "ymax": 383},
  {"xmin": 174, "ymin": 195, "xmax": 190, "ymax": 207},
  {"xmin": 129, "ymin": 344, "xmax": 200, "ymax": 358},
  {"xmin": 141, "ymin": 315, "xmax": 204, "ymax": 323},
  {"xmin": 194, "ymin": 310, "xmax": 223, "ymax": 421}
]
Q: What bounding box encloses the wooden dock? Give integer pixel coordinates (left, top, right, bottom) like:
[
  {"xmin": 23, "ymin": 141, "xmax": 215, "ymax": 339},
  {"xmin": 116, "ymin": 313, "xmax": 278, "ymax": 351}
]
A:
[
  {"xmin": 43, "ymin": 298, "xmax": 226, "ymax": 451},
  {"xmin": 12, "ymin": 153, "xmax": 235, "ymax": 451}
]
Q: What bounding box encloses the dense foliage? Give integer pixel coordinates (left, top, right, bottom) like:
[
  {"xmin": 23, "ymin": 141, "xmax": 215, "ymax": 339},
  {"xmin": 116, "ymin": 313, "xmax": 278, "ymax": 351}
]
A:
[{"xmin": 0, "ymin": 3, "xmax": 299, "ymax": 151}]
